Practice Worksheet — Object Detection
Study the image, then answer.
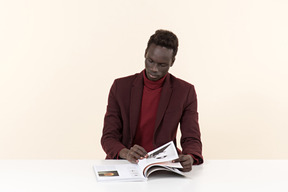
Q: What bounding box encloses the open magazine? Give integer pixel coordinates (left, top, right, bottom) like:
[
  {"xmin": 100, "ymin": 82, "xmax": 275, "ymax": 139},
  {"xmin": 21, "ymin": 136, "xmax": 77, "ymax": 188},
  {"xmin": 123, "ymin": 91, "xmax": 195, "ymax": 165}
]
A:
[{"xmin": 93, "ymin": 141, "xmax": 185, "ymax": 182}]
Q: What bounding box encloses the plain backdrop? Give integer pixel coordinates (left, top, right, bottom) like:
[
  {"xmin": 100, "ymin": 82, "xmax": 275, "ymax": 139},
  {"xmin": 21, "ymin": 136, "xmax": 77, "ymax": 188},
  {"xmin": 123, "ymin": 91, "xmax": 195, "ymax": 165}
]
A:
[{"xmin": 0, "ymin": 0, "xmax": 287, "ymax": 159}]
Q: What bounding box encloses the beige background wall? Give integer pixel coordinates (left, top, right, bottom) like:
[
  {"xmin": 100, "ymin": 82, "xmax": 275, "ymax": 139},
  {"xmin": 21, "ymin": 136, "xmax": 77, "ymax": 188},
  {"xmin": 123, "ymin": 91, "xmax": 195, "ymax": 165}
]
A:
[{"xmin": 0, "ymin": 0, "xmax": 287, "ymax": 159}]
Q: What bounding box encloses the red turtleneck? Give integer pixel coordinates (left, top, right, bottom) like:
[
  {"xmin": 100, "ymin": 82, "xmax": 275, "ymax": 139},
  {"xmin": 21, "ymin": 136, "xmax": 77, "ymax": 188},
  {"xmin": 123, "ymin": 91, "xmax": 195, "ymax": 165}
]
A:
[{"xmin": 133, "ymin": 71, "xmax": 167, "ymax": 152}]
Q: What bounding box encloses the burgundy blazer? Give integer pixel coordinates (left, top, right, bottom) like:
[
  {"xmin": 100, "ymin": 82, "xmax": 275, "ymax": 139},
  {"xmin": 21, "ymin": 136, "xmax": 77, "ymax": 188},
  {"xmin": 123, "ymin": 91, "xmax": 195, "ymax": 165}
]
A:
[{"xmin": 101, "ymin": 71, "xmax": 203, "ymax": 164}]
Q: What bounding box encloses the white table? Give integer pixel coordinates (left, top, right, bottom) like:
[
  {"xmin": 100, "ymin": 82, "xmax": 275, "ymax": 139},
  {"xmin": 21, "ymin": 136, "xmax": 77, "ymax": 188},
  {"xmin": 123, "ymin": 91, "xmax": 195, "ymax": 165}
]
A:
[{"xmin": 0, "ymin": 160, "xmax": 287, "ymax": 192}]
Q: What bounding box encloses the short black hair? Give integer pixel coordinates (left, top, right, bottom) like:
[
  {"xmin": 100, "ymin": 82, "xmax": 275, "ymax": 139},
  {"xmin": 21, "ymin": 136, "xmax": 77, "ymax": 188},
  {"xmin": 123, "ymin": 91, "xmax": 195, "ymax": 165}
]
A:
[{"xmin": 146, "ymin": 29, "xmax": 179, "ymax": 59}]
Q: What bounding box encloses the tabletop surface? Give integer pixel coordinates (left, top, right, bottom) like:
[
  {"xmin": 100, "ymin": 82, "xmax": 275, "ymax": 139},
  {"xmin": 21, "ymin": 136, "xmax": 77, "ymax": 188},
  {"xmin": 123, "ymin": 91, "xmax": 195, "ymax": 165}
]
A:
[{"xmin": 0, "ymin": 160, "xmax": 287, "ymax": 192}]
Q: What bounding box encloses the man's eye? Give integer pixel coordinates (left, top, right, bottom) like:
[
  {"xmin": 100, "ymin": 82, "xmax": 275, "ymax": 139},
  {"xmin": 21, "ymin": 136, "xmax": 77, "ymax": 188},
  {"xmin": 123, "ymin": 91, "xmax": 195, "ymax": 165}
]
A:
[{"xmin": 160, "ymin": 64, "xmax": 167, "ymax": 67}]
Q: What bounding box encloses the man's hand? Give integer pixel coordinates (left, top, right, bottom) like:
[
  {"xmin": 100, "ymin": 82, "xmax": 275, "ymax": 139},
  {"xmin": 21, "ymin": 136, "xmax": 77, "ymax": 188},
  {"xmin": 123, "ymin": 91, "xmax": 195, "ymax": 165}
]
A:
[
  {"xmin": 119, "ymin": 145, "xmax": 148, "ymax": 163},
  {"xmin": 173, "ymin": 154, "xmax": 194, "ymax": 172}
]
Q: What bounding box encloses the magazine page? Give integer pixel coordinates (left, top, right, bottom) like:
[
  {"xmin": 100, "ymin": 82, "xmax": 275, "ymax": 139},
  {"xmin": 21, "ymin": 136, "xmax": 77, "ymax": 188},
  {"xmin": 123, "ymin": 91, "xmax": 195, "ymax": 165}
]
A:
[
  {"xmin": 143, "ymin": 161, "xmax": 184, "ymax": 177},
  {"xmin": 145, "ymin": 164, "xmax": 185, "ymax": 177},
  {"xmin": 93, "ymin": 163, "xmax": 146, "ymax": 182},
  {"xmin": 138, "ymin": 141, "xmax": 180, "ymax": 174}
]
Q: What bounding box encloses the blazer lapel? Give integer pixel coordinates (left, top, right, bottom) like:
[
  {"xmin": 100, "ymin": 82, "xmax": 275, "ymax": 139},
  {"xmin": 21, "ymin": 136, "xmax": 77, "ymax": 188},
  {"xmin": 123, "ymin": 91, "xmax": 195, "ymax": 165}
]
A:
[
  {"xmin": 129, "ymin": 73, "xmax": 144, "ymax": 141},
  {"xmin": 154, "ymin": 73, "xmax": 172, "ymax": 131}
]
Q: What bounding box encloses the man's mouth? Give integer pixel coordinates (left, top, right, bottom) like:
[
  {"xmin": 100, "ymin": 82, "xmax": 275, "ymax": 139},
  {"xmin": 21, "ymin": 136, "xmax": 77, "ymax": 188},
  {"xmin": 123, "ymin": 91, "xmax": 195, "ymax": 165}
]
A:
[{"xmin": 148, "ymin": 73, "xmax": 158, "ymax": 79}]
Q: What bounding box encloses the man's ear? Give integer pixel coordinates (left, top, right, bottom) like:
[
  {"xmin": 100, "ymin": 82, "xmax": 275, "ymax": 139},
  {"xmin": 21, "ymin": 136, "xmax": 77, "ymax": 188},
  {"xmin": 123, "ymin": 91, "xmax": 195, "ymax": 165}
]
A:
[{"xmin": 171, "ymin": 57, "xmax": 176, "ymax": 67}]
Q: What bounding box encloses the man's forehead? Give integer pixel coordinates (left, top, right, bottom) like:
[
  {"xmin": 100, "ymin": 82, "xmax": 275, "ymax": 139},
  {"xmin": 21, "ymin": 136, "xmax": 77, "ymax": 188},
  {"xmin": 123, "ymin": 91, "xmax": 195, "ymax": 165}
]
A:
[{"xmin": 146, "ymin": 44, "xmax": 173, "ymax": 60}]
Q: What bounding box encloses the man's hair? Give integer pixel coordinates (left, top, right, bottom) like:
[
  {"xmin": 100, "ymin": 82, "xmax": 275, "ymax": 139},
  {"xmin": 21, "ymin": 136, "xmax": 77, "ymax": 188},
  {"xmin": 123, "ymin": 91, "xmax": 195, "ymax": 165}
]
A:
[{"xmin": 146, "ymin": 29, "xmax": 179, "ymax": 59}]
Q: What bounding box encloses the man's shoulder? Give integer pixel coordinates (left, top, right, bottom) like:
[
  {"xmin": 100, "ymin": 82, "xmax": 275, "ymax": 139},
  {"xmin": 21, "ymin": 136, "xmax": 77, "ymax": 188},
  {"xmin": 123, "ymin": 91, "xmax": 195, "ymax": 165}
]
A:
[
  {"xmin": 112, "ymin": 72, "xmax": 144, "ymax": 90},
  {"xmin": 115, "ymin": 72, "xmax": 140, "ymax": 81},
  {"xmin": 114, "ymin": 72, "xmax": 141, "ymax": 84},
  {"xmin": 169, "ymin": 74, "xmax": 195, "ymax": 89}
]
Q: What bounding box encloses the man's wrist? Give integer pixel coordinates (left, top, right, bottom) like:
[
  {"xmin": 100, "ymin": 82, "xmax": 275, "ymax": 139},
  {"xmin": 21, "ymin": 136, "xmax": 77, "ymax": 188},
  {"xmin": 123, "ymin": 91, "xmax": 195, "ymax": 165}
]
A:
[{"xmin": 187, "ymin": 154, "xmax": 199, "ymax": 165}]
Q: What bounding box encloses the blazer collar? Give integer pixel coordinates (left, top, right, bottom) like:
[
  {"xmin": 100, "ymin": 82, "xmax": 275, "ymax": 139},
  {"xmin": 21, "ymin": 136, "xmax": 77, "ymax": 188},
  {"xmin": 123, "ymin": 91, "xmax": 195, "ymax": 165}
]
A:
[
  {"xmin": 129, "ymin": 72, "xmax": 144, "ymax": 140},
  {"xmin": 154, "ymin": 73, "xmax": 172, "ymax": 131}
]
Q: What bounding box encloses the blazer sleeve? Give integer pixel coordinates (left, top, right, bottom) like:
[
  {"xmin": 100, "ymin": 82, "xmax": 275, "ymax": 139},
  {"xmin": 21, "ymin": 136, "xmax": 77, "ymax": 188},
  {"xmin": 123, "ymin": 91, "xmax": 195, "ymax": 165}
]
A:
[
  {"xmin": 180, "ymin": 85, "xmax": 203, "ymax": 164},
  {"xmin": 101, "ymin": 80, "xmax": 126, "ymax": 159}
]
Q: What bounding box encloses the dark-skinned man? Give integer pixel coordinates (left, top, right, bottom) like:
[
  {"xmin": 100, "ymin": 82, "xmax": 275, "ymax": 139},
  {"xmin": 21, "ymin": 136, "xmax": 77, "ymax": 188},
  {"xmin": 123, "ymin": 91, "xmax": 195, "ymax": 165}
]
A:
[{"xmin": 101, "ymin": 29, "xmax": 203, "ymax": 172}]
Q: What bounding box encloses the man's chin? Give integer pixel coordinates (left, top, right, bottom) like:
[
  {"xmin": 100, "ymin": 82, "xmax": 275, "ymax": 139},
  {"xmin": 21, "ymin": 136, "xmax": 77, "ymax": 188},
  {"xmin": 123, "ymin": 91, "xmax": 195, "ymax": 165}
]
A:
[{"xmin": 147, "ymin": 73, "xmax": 159, "ymax": 81}]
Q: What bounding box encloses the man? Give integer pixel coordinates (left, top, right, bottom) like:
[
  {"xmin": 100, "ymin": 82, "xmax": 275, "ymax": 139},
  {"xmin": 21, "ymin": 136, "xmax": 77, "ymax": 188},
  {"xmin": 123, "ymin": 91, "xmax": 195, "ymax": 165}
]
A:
[{"xmin": 101, "ymin": 29, "xmax": 203, "ymax": 172}]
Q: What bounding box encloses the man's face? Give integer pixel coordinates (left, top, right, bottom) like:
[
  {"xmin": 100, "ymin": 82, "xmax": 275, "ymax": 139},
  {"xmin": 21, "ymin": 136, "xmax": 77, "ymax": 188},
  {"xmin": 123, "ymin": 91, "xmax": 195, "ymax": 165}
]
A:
[{"xmin": 145, "ymin": 43, "xmax": 174, "ymax": 81}]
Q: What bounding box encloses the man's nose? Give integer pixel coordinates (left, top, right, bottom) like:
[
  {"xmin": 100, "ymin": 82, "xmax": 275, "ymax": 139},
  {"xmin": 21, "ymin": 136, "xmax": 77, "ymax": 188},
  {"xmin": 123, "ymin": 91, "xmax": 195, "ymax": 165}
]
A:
[{"xmin": 151, "ymin": 63, "xmax": 158, "ymax": 72}]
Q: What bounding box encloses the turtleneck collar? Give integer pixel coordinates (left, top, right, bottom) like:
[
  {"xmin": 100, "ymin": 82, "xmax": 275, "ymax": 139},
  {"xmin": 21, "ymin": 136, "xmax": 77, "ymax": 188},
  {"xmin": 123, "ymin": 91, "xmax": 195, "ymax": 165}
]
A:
[{"xmin": 142, "ymin": 70, "xmax": 167, "ymax": 90}]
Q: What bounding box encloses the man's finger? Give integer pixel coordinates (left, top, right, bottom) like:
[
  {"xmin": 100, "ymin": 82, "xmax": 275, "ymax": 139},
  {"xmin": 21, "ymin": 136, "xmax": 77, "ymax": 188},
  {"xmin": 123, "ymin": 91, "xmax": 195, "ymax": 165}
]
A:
[
  {"xmin": 131, "ymin": 145, "xmax": 147, "ymax": 158},
  {"xmin": 173, "ymin": 155, "xmax": 185, "ymax": 163}
]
